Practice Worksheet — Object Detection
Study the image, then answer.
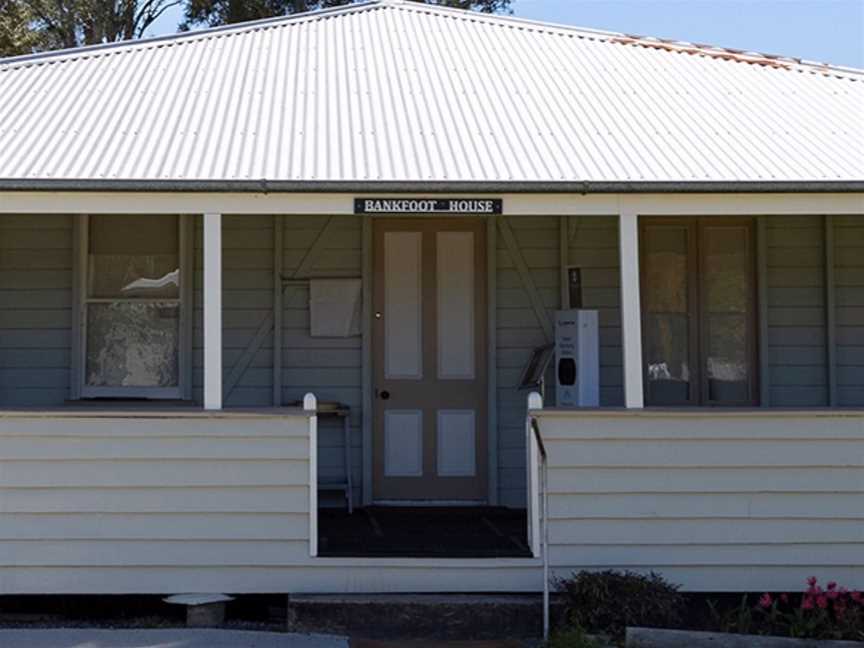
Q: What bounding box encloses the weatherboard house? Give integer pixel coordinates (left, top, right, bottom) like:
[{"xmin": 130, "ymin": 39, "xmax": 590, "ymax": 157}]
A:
[{"xmin": 0, "ymin": 0, "xmax": 862, "ymax": 596}]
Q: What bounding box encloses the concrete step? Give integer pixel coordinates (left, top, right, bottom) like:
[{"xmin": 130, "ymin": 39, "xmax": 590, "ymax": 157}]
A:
[{"xmin": 286, "ymin": 594, "xmax": 551, "ymax": 641}]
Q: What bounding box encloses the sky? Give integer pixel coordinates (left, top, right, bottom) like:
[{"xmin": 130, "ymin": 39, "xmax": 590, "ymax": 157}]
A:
[{"xmin": 146, "ymin": 0, "xmax": 864, "ymax": 70}]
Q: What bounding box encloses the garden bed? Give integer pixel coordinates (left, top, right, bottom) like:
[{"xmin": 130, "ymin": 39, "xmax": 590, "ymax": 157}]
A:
[
  {"xmin": 626, "ymin": 627, "xmax": 863, "ymax": 647},
  {"xmin": 549, "ymin": 572, "xmax": 863, "ymax": 647}
]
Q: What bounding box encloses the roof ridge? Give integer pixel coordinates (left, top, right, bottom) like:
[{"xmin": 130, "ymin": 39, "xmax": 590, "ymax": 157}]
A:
[
  {"xmin": 0, "ymin": 0, "xmax": 385, "ymax": 68},
  {"xmin": 1, "ymin": 0, "xmax": 861, "ymax": 79}
]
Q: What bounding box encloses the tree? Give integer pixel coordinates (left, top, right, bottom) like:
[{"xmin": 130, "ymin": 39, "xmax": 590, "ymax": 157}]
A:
[
  {"xmin": 183, "ymin": 0, "xmax": 510, "ymax": 30},
  {"xmin": 0, "ymin": 0, "xmax": 40, "ymax": 56},
  {"xmin": 0, "ymin": 0, "xmax": 181, "ymax": 56}
]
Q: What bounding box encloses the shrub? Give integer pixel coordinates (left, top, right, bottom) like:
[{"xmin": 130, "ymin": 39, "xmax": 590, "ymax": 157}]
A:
[
  {"xmin": 556, "ymin": 570, "xmax": 684, "ymax": 640},
  {"xmin": 547, "ymin": 626, "xmax": 606, "ymax": 648}
]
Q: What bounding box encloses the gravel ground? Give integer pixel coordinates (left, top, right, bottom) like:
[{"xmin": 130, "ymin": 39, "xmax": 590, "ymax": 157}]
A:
[{"xmin": 0, "ymin": 628, "xmax": 349, "ymax": 648}]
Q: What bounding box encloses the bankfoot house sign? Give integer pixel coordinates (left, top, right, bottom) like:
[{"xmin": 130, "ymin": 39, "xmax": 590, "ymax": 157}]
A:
[{"xmin": 355, "ymin": 198, "xmax": 503, "ymax": 214}]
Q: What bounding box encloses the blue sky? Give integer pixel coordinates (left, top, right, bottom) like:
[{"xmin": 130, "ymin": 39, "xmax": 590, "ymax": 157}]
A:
[{"xmin": 146, "ymin": 0, "xmax": 864, "ymax": 69}]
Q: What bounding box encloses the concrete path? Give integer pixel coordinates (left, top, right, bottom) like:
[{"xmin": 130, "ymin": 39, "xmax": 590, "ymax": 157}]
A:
[
  {"xmin": 351, "ymin": 641, "xmax": 526, "ymax": 648},
  {"xmin": 0, "ymin": 628, "xmax": 349, "ymax": 648}
]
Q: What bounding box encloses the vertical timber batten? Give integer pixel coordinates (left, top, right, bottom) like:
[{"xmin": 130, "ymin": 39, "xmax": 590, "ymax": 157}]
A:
[
  {"xmin": 559, "ymin": 217, "xmax": 569, "ymax": 308},
  {"xmin": 203, "ymin": 212, "xmax": 223, "ymax": 410},
  {"xmin": 619, "ymin": 209, "xmax": 644, "ymax": 408},
  {"xmin": 273, "ymin": 215, "xmax": 284, "ymax": 406},
  {"xmin": 487, "ymin": 215, "xmax": 498, "ymax": 505},
  {"xmin": 825, "ymin": 215, "xmax": 838, "ymax": 407},
  {"xmin": 70, "ymin": 215, "xmax": 87, "ymax": 400}
]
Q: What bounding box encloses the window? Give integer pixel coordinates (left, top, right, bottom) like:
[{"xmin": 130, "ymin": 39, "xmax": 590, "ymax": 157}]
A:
[
  {"xmin": 78, "ymin": 215, "xmax": 190, "ymax": 399},
  {"xmin": 641, "ymin": 217, "xmax": 757, "ymax": 406}
]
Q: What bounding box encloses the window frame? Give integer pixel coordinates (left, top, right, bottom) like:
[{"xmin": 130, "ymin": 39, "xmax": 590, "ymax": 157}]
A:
[
  {"xmin": 72, "ymin": 214, "xmax": 194, "ymax": 401},
  {"xmin": 640, "ymin": 216, "xmax": 759, "ymax": 407}
]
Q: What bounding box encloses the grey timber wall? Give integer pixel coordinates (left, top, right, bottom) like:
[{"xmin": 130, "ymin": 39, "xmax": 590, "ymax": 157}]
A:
[
  {"xmin": 835, "ymin": 216, "xmax": 864, "ymax": 406},
  {"xmin": 567, "ymin": 216, "xmax": 624, "ymax": 406},
  {"xmin": 280, "ymin": 215, "xmax": 363, "ymax": 504},
  {"xmin": 495, "ymin": 216, "xmax": 559, "ymax": 507},
  {"xmin": 0, "ymin": 214, "xmax": 72, "ymax": 406},
  {"xmin": 764, "ymin": 216, "xmax": 829, "ymax": 407},
  {"xmin": 494, "ymin": 215, "xmax": 623, "ymax": 506}
]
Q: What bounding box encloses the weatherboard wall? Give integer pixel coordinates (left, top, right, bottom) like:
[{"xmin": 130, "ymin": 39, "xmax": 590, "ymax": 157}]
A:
[
  {"xmin": 0, "ymin": 211, "xmax": 862, "ymax": 517},
  {"xmin": 534, "ymin": 408, "xmax": 864, "ymax": 591},
  {"xmin": 0, "ymin": 214, "xmax": 73, "ymax": 407}
]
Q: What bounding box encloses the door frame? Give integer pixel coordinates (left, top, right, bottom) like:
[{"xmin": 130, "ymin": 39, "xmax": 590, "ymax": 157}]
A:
[{"xmin": 360, "ymin": 214, "xmax": 499, "ymax": 506}]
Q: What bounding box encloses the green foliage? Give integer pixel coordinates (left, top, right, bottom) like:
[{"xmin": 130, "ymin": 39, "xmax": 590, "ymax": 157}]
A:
[
  {"xmin": 557, "ymin": 570, "xmax": 685, "ymax": 641},
  {"xmin": 0, "ymin": 0, "xmax": 40, "ymax": 56},
  {"xmin": 0, "ymin": 0, "xmax": 179, "ymax": 57},
  {"xmin": 547, "ymin": 626, "xmax": 606, "ymax": 648},
  {"xmin": 182, "ymin": 0, "xmax": 511, "ymax": 30}
]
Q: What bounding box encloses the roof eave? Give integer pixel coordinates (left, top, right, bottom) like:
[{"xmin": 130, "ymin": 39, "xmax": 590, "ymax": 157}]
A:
[{"xmin": 0, "ymin": 179, "xmax": 862, "ymax": 194}]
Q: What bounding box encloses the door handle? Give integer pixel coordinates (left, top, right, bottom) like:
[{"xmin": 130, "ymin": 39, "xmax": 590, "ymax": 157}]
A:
[{"xmin": 376, "ymin": 390, "xmax": 391, "ymax": 400}]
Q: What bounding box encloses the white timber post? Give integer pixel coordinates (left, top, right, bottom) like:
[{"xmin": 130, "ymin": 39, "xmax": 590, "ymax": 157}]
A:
[
  {"xmin": 304, "ymin": 392, "xmax": 318, "ymax": 557},
  {"xmin": 619, "ymin": 208, "xmax": 644, "ymax": 408},
  {"xmin": 526, "ymin": 391, "xmax": 543, "ymax": 557},
  {"xmin": 203, "ymin": 213, "xmax": 223, "ymax": 410}
]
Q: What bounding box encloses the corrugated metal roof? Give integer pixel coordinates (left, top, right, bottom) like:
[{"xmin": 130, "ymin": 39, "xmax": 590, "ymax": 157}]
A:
[{"xmin": 0, "ymin": 0, "xmax": 862, "ymax": 187}]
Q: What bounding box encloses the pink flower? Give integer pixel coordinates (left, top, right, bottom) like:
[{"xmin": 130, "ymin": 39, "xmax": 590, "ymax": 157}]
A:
[
  {"xmin": 807, "ymin": 576, "xmax": 818, "ymax": 587},
  {"xmin": 802, "ymin": 596, "xmax": 815, "ymax": 610},
  {"xmin": 758, "ymin": 593, "xmax": 773, "ymax": 609},
  {"xmin": 817, "ymin": 595, "xmax": 829, "ymax": 609},
  {"xmin": 780, "ymin": 593, "xmax": 789, "ymax": 604},
  {"xmin": 827, "ymin": 581, "xmax": 837, "ymax": 591},
  {"xmin": 850, "ymin": 591, "xmax": 862, "ymax": 603}
]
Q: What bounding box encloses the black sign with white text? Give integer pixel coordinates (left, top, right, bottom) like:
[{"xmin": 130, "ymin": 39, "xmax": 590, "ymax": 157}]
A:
[{"xmin": 354, "ymin": 198, "xmax": 502, "ymax": 215}]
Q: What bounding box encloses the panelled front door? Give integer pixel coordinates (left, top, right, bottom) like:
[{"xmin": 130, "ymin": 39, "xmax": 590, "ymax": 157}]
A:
[{"xmin": 372, "ymin": 219, "xmax": 487, "ymax": 502}]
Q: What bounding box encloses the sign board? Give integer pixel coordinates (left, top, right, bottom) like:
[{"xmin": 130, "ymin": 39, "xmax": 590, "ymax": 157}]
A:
[{"xmin": 354, "ymin": 198, "xmax": 502, "ymax": 215}]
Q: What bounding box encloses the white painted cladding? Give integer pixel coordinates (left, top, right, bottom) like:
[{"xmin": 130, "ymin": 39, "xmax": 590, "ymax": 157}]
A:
[
  {"xmin": 1, "ymin": 407, "xmax": 862, "ymax": 594},
  {"xmin": 0, "ymin": 1, "xmax": 861, "ymax": 184},
  {"xmin": 532, "ymin": 410, "xmax": 864, "ymax": 591},
  {"xmin": 0, "ymin": 411, "xmax": 541, "ymax": 595},
  {"xmin": 0, "ymin": 412, "xmax": 313, "ymax": 593}
]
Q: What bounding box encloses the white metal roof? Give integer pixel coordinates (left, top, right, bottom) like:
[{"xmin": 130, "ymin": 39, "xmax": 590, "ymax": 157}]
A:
[{"xmin": 0, "ymin": 0, "xmax": 862, "ymax": 189}]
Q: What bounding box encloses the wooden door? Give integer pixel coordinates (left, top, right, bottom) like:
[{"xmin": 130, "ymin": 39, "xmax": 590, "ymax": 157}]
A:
[{"xmin": 372, "ymin": 219, "xmax": 487, "ymax": 502}]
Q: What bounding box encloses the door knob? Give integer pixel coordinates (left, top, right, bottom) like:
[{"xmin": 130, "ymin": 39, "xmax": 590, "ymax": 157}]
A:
[{"xmin": 378, "ymin": 390, "xmax": 391, "ymax": 400}]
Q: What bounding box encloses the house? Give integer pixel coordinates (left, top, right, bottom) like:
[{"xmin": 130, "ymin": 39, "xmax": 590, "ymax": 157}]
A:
[{"xmin": 0, "ymin": 0, "xmax": 862, "ymax": 596}]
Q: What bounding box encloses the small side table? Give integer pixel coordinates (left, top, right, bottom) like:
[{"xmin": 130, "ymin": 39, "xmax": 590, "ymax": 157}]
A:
[{"xmin": 293, "ymin": 400, "xmax": 353, "ymax": 514}]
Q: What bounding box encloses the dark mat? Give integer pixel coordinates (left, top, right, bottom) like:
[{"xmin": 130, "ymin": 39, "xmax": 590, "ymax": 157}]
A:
[{"xmin": 318, "ymin": 507, "xmax": 530, "ymax": 558}]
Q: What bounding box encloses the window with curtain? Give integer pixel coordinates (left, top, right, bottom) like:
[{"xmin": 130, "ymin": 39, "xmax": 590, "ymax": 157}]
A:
[
  {"xmin": 82, "ymin": 215, "xmax": 184, "ymax": 398},
  {"xmin": 641, "ymin": 217, "xmax": 757, "ymax": 406}
]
